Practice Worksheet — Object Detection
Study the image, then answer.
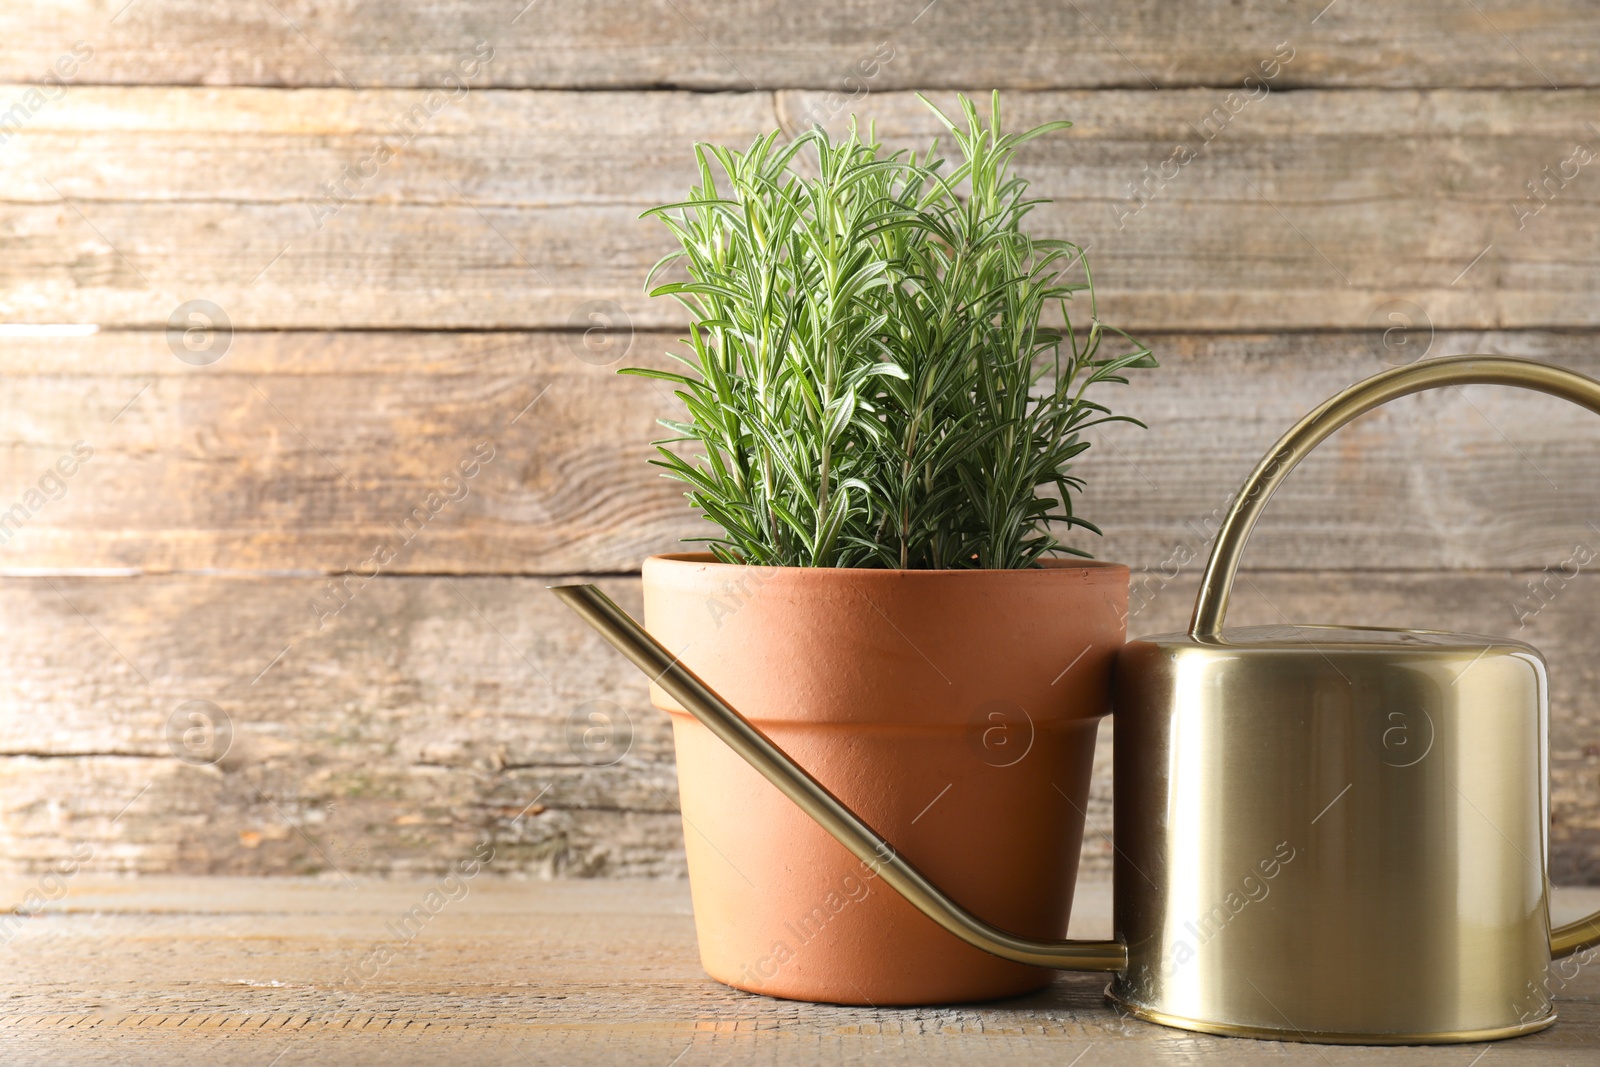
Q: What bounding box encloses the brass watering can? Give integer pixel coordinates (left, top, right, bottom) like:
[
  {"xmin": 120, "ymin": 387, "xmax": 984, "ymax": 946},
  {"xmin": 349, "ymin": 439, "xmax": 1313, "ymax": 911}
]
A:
[{"xmin": 555, "ymin": 355, "xmax": 1600, "ymax": 1045}]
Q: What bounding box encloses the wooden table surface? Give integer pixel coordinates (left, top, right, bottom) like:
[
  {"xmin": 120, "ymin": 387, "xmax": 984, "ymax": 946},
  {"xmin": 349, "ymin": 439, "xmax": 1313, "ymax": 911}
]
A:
[{"xmin": 3, "ymin": 878, "xmax": 1599, "ymax": 1065}]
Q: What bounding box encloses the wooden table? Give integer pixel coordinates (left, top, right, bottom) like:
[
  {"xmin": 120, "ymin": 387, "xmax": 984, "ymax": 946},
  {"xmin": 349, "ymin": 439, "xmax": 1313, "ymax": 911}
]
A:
[{"xmin": 4, "ymin": 878, "xmax": 1598, "ymax": 1065}]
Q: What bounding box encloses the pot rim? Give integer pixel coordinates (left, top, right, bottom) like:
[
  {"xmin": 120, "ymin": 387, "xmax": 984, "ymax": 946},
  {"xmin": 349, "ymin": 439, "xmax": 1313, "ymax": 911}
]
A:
[{"xmin": 644, "ymin": 550, "xmax": 1129, "ymax": 580}]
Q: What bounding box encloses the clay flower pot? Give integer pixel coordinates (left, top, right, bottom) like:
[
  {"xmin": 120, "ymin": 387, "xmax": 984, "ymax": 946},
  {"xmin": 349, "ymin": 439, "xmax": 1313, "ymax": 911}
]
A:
[{"xmin": 642, "ymin": 552, "xmax": 1129, "ymax": 1005}]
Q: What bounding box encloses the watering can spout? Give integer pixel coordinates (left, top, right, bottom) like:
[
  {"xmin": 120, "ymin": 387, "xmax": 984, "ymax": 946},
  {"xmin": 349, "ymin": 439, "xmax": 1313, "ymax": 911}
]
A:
[{"xmin": 550, "ymin": 582, "xmax": 1128, "ymax": 973}]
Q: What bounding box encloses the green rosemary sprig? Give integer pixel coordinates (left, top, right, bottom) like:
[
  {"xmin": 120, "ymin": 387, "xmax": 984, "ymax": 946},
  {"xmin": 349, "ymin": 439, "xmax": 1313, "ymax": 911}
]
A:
[{"xmin": 626, "ymin": 92, "xmax": 1155, "ymax": 569}]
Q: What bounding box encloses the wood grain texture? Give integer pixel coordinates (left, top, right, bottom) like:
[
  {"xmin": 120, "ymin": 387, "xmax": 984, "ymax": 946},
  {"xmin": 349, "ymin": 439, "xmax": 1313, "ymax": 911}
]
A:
[
  {"xmin": 4, "ymin": 87, "xmax": 1600, "ymax": 329},
  {"xmin": 4, "ymin": 330, "xmax": 1600, "ymax": 574},
  {"xmin": 7, "ymin": 1, "xmax": 1600, "ymax": 887},
  {"xmin": 3, "ymin": 570, "xmax": 1598, "ymax": 883},
  {"xmin": 3, "ymin": 1, "xmax": 1598, "ymax": 90},
  {"xmin": 0, "ymin": 877, "xmax": 1597, "ymax": 1065},
  {"xmin": 0, "ymin": 575, "xmax": 687, "ymax": 880}
]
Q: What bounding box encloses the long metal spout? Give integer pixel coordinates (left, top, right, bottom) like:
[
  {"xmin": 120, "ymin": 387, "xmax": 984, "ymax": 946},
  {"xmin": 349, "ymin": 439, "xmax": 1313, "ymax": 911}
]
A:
[{"xmin": 551, "ymin": 582, "xmax": 1127, "ymax": 973}]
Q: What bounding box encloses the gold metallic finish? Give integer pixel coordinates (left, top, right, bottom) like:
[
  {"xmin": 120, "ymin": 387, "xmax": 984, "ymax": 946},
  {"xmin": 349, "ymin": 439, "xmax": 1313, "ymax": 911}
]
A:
[
  {"xmin": 1192, "ymin": 355, "xmax": 1600, "ymax": 639},
  {"xmin": 1188, "ymin": 354, "xmax": 1600, "ymax": 962},
  {"xmin": 1105, "ymin": 988, "xmax": 1557, "ymax": 1045},
  {"xmin": 1111, "ymin": 354, "xmax": 1600, "ymax": 1041},
  {"xmin": 550, "ymin": 583, "xmax": 1127, "ymax": 973},
  {"xmin": 556, "ymin": 354, "xmax": 1600, "ymax": 1044},
  {"xmin": 1112, "ymin": 624, "xmax": 1557, "ymax": 1040},
  {"xmin": 1552, "ymin": 913, "xmax": 1600, "ymax": 959}
]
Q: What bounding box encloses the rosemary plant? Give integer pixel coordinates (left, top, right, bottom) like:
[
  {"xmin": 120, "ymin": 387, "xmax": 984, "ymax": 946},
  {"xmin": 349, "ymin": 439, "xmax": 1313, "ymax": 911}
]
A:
[{"xmin": 627, "ymin": 92, "xmax": 1155, "ymax": 569}]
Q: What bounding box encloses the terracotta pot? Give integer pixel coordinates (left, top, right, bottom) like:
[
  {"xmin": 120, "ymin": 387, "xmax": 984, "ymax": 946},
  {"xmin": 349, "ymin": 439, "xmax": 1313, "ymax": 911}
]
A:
[{"xmin": 641, "ymin": 552, "xmax": 1129, "ymax": 1005}]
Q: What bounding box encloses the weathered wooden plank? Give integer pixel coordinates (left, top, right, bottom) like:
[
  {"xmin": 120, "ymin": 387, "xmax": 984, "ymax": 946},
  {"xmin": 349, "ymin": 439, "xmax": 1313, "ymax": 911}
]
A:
[
  {"xmin": 3, "ymin": 329, "xmax": 1600, "ymax": 573},
  {"xmin": 0, "ymin": 330, "xmax": 689, "ymax": 575},
  {"xmin": 4, "ymin": 87, "xmax": 1600, "ymax": 330},
  {"xmin": 0, "ymin": 878, "xmax": 1595, "ymax": 1065},
  {"xmin": 0, "ymin": 575, "xmax": 688, "ymax": 879},
  {"xmin": 1, "ymin": 571, "xmax": 1598, "ymax": 883},
  {"xmin": 3, "ymin": 1, "xmax": 1598, "ymax": 90},
  {"xmin": 799, "ymin": 88, "xmax": 1600, "ymax": 332}
]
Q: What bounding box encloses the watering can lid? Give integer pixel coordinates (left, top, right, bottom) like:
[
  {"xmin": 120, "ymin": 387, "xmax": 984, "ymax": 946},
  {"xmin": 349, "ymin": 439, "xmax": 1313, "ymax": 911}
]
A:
[{"xmin": 1129, "ymin": 624, "xmax": 1542, "ymax": 657}]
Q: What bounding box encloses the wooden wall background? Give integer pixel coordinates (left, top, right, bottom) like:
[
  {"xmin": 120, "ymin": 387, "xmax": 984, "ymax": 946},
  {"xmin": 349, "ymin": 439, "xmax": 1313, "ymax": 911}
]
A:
[{"xmin": 4, "ymin": 1, "xmax": 1600, "ymax": 884}]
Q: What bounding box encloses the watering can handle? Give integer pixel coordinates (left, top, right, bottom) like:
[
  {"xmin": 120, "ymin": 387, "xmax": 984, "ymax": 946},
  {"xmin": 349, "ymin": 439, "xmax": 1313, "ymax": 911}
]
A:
[{"xmin": 1188, "ymin": 353, "xmax": 1600, "ymax": 959}]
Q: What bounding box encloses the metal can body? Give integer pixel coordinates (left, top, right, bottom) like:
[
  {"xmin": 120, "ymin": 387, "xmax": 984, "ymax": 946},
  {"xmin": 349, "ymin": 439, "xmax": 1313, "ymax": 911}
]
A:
[{"xmin": 1111, "ymin": 625, "xmax": 1554, "ymax": 1043}]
